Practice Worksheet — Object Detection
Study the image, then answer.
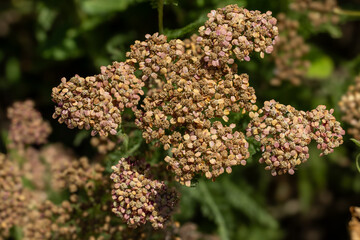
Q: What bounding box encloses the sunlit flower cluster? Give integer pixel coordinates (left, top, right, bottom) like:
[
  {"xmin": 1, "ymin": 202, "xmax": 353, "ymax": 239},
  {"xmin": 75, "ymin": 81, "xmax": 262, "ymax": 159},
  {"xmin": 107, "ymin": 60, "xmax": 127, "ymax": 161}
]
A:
[
  {"xmin": 52, "ymin": 61, "xmax": 144, "ymax": 136},
  {"xmin": 247, "ymin": 100, "xmax": 344, "ymax": 175}
]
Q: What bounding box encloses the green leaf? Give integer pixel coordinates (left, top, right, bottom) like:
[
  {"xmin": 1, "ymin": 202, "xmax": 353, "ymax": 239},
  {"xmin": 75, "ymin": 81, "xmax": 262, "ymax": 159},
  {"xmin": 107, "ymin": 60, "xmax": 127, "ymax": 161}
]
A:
[
  {"xmin": 198, "ymin": 181, "xmax": 229, "ymax": 240},
  {"xmin": 351, "ymin": 138, "xmax": 360, "ymax": 148},
  {"xmin": 73, "ymin": 130, "xmax": 90, "ymax": 147},
  {"xmin": 5, "ymin": 58, "xmax": 21, "ymax": 84},
  {"xmin": 307, "ymin": 55, "xmax": 334, "ymax": 79},
  {"xmin": 81, "ymin": 0, "xmax": 140, "ymax": 15},
  {"xmin": 356, "ymin": 154, "xmax": 360, "ymax": 173},
  {"xmin": 223, "ymin": 178, "xmax": 278, "ymax": 229},
  {"xmin": 164, "ymin": 15, "xmax": 207, "ymax": 39}
]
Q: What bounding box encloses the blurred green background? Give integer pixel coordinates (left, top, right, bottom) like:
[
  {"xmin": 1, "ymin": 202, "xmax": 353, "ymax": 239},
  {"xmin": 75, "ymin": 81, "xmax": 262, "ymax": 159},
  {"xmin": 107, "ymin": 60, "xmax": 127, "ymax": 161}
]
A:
[{"xmin": 1, "ymin": 0, "xmax": 360, "ymax": 239}]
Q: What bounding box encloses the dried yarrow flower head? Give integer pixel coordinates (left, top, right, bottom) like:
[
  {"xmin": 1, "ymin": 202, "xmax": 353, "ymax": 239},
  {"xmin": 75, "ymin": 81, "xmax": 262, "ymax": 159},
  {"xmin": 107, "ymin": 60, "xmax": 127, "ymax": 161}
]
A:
[
  {"xmin": 247, "ymin": 100, "xmax": 312, "ymax": 176},
  {"xmin": 129, "ymin": 5, "xmax": 278, "ymax": 185},
  {"xmin": 198, "ymin": 4, "xmax": 278, "ymax": 66},
  {"xmin": 290, "ymin": 0, "xmax": 339, "ymax": 27},
  {"xmin": 339, "ymin": 76, "xmax": 360, "ymax": 139},
  {"xmin": 165, "ymin": 121, "xmax": 249, "ymax": 186},
  {"xmin": 111, "ymin": 157, "xmax": 178, "ymax": 229},
  {"xmin": 270, "ymin": 13, "xmax": 310, "ymax": 86},
  {"xmin": 247, "ymin": 100, "xmax": 344, "ymax": 175},
  {"xmin": 0, "ymin": 154, "xmax": 27, "ymax": 239},
  {"xmin": 307, "ymin": 105, "xmax": 345, "ymax": 156},
  {"xmin": 52, "ymin": 61, "xmax": 144, "ymax": 136},
  {"xmin": 7, "ymin": 100, "xmax": 52, "ymax": 149}
]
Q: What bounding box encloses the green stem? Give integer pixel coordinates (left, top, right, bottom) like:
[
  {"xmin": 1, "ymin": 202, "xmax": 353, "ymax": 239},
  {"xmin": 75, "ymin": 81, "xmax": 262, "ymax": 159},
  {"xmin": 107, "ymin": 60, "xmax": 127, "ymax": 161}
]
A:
[
  {"xmin": 158, "ymin": 0, "xmax": 164, "ymax": 34},
  {"xmin": 333, "ymin": 7, "xmax": 360, "ymax": 17},
  {"xmin": 356, "ymin": 154, "xmax": 360, "ymax": 173}
]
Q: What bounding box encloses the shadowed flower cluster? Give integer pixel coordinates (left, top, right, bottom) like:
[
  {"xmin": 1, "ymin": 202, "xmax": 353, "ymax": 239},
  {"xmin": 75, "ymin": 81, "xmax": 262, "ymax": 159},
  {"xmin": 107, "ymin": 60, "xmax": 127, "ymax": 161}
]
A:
[
  {"xmin": 0, "ymin": 154, "xmax": 27, "ymax": 239},
  {"xmin": 270, "ymin": 13, "xmax": 310, "ymax": 86},
  {"xmin": 111, "ymin": 157, "xmax": 178, "ymax": 229},
  {"xmin": 339, "ymin": 76, "xmax": 360, "ymax": 139},
  {"xmin": 7, "ymin": 100, "xmax": 52, "ymax": 149},
  {"xmin": 290, "ymin": 0, "xmax": 339, "ymax": 27},
  {"xmin": 247, "ymin": 100, "xmax": 344, "ymax": 176},
  {"xmin": 52, "ymin": 61, "xmax": 144, "ymax": 136}
]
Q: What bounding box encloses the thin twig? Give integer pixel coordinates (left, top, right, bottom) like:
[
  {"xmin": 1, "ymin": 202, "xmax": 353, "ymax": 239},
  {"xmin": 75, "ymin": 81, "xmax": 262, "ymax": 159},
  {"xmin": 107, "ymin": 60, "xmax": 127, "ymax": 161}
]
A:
[{"xmin": 158, "ymin": 0, "xmax": 164, "ymax": 34}]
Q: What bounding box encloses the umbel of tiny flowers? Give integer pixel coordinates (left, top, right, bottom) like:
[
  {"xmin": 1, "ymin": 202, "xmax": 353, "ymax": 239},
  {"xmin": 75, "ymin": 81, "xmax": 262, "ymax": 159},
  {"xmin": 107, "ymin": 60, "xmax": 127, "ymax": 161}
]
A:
[
  {"xmin": 52, "ymin": 61, "xmax": 144, "ymax": 137},
  {"xmin": 247, "ymin": 100, "xmax": 345, "ymax": 176},
  {"xmin": 110, "ymin": 157, "xmax": 179, "ymax": 229}
]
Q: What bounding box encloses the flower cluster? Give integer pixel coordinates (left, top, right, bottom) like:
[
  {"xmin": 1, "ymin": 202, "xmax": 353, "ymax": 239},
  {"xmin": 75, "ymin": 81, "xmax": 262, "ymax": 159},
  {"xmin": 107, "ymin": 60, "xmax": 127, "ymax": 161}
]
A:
[
  {"xmin": 23, "ymin": 200, "xmax": 74, "ymax": 240},
  {"xmin": 290, "ymin": 0, "xmax": 339, "ymax": 27},
  {"xmin": 247, "ymin": 100, "xmax": 344, "ymax": 175},
  {"xmin": 0, "ymin": 154, "xmax": 28, "ymax": 239},
  {"xmin": 52, "ymin": 61, "xmax": 144, "ymax": 136},
  {"xmin": 307, "ymin": 105, "xmax": 345, "ymax": 156},
  {"xmin": 111, "ymin": 157, "xmax": 178, "ymax": 229},
  {"xmin": 91, "ymin": 135, "xmax": 122, "ymax": 154},
  {"xmin": 339, "ymin": 76, "xmax": 360, "ymax": 139},
  {"xmin": 270, "ymin": 13, "xmax": 310, "ymax": 86},
  {"xmin": 132, "ymin": 5, "xmax": 278, "ymax": 185},
  {"xmin": 7, "ymin": 100, "xmax": 52, "ymax": 149},
  {"xmin": 198, "ymin": 5, "xmax": 278, "ymax": 66}
]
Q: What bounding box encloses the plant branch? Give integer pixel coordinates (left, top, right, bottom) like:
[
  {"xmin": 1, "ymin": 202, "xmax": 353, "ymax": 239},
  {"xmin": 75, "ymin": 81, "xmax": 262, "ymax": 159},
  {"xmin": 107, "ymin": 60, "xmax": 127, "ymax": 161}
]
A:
[
  {"xmin": 158, "ymin": 0, "xmax": 164, "ymax": 34},
  {"xmin": 333, "ymin": 7, "xmax": 360, "ymax": 17}
]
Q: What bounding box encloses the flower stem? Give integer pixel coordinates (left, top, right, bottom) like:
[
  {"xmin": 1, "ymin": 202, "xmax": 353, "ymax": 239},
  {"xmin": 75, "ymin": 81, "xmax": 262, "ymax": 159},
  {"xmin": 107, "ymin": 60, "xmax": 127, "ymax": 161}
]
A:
[
  {"xmin": 333, "ymin": 7, "xmax": 360, "ymax": 17},
  {"xmin": 158, "ymin": 0, "xmax": 164, "ymax": 34}
]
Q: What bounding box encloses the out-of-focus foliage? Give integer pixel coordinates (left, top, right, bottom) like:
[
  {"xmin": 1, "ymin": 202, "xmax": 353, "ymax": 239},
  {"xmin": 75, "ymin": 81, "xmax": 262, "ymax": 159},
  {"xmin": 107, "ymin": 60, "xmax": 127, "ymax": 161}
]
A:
[{"xmin": 1, "ymin": 0, "xmax": 360, "ymax": 239}]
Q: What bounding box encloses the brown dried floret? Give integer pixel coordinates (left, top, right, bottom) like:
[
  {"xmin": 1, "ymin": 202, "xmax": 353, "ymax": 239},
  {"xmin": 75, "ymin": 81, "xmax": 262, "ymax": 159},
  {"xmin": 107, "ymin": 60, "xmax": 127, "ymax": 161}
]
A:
[
  {"xmin": 111, "ymin": 157, "xmax": 179, "ymax": 229},
  {"xmin": 339, "ymin": 76, "xmax": 360, "ymax": 139},
  {"xmin": 52, "ymin": 61, "xmax": 144, "ymax": 137},
  {"xmin": 7, "ymin": 100, "xmax": 52, "ymax": 149},
  {"xmin": 270, "ymin": 13, "xmax": 310, "ymax": 86}
]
